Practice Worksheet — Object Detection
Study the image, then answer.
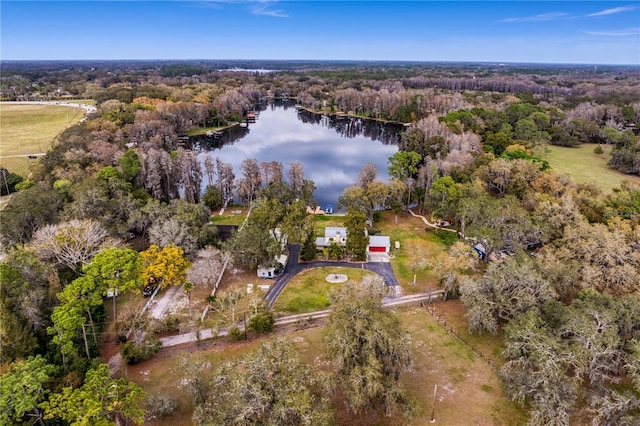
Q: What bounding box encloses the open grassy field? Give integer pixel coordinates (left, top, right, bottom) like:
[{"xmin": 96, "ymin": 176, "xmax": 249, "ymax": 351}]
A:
[
  {"xmin": 543, "ymin": 143, "xmax": 640, "ymax": 192},
  {"xmin": 0, "ymin": 103, "xmax": 85, "ymax": 176},
  {"xmin": 124, "ymin": 307, "xmax": 525, "ymax": 425}
]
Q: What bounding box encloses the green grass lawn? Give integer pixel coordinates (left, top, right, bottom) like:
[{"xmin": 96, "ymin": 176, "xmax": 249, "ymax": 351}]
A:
[
  {"xmin": 543, "ymin": 143, "xmax": 640, "ymax": 192},
  {"xmin": 209, "ymin": 207, "xmax": 249, "ymax": 226},
  {"xmin": 375, "ymin": 211, "xmax": 448, "ymax": 294},
  {"xmin": 272, "ymin": 267, "xmax": 375, "ymax": 315},
  {"xmin": 313, "ymin": 214, "xmax": 346, "ymax": 236},
  {"xmin": 0, "ymin": 103, "xmax": 85, "ymax": 176}
]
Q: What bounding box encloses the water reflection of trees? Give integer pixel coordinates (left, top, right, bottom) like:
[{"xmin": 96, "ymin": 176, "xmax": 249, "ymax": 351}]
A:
[
  {"xmin": 189, "ymin": 125, "xmax": 250, "ymax": 152},
  {"xmin": 190, "ymin": 106, "xmax": 402, "ymax": 152},
  {"xmin": 296, "ymin": 110, "xmax": 402, "ymax": 145}
]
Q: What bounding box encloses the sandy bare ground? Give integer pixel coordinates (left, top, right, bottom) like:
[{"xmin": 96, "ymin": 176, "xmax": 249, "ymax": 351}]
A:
[{"xmin": 149, "ymin": 286, "xmax": 181, "ymax": 319}]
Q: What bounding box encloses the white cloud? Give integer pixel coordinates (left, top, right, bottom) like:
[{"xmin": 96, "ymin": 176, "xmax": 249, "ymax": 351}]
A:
[
  {"xmin": 587, "ymin": 6, "xmax": 638, "ymax": 17},
  {"xmin": 584, "ymin": 28, "xmax": 640, "ymax": 36},
  {"xmin": 250, "ymin": 0, "xmax": 289, "ymax": 18},
  {"xmin": 499, "ymin": 12, "xmax": 568, "ymax": 23},
  {"xmin": 252, "ymin": 2, "xmax": 288, "ymax": 18},
  {"xmin": 196, "ymin": 0, "xmax": 289, "ymax": 17}
]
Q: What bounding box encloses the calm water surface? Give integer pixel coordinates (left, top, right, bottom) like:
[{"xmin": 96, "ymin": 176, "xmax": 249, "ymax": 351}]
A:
[{"xmin": 196, "ymin": 103, "xmax": 402, "ymax": 208}]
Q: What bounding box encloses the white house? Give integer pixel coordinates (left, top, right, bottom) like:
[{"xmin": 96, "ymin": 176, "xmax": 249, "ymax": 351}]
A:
[
  {"xmin": 315, "ymin": 226, "xmax": 348, "ymax": 250},
  {"xmin": 315, "ymin": 226, "xmax": 391, "ymax": 254}
]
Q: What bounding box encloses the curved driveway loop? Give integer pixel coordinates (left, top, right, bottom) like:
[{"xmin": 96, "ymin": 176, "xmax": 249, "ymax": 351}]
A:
[{"xmin": 265, "ymin": 244, "xmax": 399, "ymax": 307}]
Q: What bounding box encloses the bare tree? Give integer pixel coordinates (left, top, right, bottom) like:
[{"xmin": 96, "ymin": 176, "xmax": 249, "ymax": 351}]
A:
[
  {"xmin": 30, "ymin": 219, "xmax": 121, "ymax": 274},
  {"xmin": 418, "ymin": 159, "xmax": 438, "ymax": 211},
  {"xmin": 148, "ymin": 218, "xmax": 198, "ymax": 255},
  {"xmin": 358, "ymin": 162, "xmax": 378, "ymax": 189},
  {"xmin": 260, "ymin": 161, "xmax": 283, "ymax": 185},
  {"xmin": 216, "ymin": 159, "xmax": 235, "ymax": 208},
  {"xmin": 187, "ymin": 246, "xmax": 230, "ymax": 288},
  {"xmin": 203, "ymin": 155, "xmax": 216, "ymax": 186},
  {"xmin": 287, "ymin": 161, "xmax": 305, "ymax": 199},
  {"xmin": 178, "ymin": 148, "xmax": 202, "ymax": 204},
  {"xmin": 236, "ymin": 158, "xmax": 262, "ymax": 206}
]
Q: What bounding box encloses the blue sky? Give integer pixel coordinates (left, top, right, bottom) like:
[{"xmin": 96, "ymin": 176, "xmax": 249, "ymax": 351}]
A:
[{"xmin": 1, "ymin": 1, "xmax": 639, "ymax": 64}]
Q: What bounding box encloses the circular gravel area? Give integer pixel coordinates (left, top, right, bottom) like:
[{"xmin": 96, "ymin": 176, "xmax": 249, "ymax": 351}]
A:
[{"xmin": 326, "ymin": 273, "xmax": 348, "ymax": 283}]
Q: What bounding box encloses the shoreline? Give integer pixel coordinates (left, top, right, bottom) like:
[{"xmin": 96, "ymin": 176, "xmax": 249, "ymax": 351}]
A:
[{"xmin": 295, "ymin": 104, "xmax": 411, "ymax": 126}]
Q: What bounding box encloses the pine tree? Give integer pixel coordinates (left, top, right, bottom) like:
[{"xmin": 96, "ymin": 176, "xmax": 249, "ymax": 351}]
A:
[{"xmin": 300, "ymin": 231, "xmax": 317, "ymax": 261}]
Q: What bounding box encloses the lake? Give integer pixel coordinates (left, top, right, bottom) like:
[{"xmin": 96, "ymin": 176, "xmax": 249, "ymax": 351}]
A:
[{"xmin": 194, "ymin": 102, "xmax": 403, "ymax": 209}]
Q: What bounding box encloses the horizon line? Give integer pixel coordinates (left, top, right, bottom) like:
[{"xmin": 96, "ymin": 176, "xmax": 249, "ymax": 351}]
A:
[{"xmin": 1, "ymin": 58, "xmax": 639, "ymax": 67}]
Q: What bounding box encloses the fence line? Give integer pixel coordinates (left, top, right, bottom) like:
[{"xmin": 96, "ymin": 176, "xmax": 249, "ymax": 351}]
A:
[
  {"xmin": 421, "ymin": 302, "xmax": 499, "ymax": 372},
  {"xmin": 200, "ymin": 208, "xmax": 252, "ymax": 322}
]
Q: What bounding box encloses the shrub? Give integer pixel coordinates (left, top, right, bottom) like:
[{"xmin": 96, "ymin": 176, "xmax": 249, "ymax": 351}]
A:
[
  {"xmin": 14, "ymin": 179, "xmax": 35, "ymax": 192},
  {"xmin": 247, "ymin": 311, "xmax": 275, "ymax": 334},
  {"xmin": 594, "ymin": 144, "xmax": 604, "ymax": 154},
  {"xmin": 202, "ymin": 185, "xmax": 222, "ymax": 211},
  {"xmin": 227, "ymin": 325, "xmax": 245, "ymax": 342},
  {"xmin": 0, "ymin": 168, "xmax": 24, "ymax": 195},
  {"xmin": 121, "ymin": 334, "xmax": 162, "ymax": 364},
  {"xmin": 153, "ymin": 315, "xmax": 180, "ymax": 333},
  {"xmin": 144, "ymin": 393, "xmax": 178, "ymax": 419},
  {"xmin": 368, "ymin": 226, "xmax": 382, "ymax": 235}
]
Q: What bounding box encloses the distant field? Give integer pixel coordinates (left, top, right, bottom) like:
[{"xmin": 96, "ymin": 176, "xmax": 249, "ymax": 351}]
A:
[
  {"xmin": 543, "ymin": 143, "xmax": 640, "ymax": 192},
  {"xmin": 0, "ymin": 103, "xmax": 84, "ymax": 176}
]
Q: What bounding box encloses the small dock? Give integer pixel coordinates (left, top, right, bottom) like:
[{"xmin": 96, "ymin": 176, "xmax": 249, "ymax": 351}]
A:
[{"xmin": 206, "ymin": 130, "xmax": 223, "ymax": 139}]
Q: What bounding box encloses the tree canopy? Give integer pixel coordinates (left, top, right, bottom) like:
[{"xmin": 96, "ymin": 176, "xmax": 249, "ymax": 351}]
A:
[
  {"xmin": 191, "ymin": 338, "xmax": 333, "ymax": 425},
  {"xmin": 324, "ymin": 279, "xmax": 414, "ymax": 418},
  {"xmin": 140, "ymin": 243, "xmax": 191, "ymax": 289}
]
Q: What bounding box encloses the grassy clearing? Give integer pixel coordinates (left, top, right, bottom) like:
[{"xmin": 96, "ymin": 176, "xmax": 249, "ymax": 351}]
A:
[
  {"xmin": 125, "ymin": 306, "xmax": 525, "ymax": 425},
  {"xmin": 0, "ymin": 104, "xmax": 84, "ymax": 176},
  {"xmin": 313, "ymin": 213, "xmax": 346, "ymax": 236},
  {"xmin": 209, "ymin": 206, "xmax": 249, "ymax": 226},
  {"xmin": 375, "ymin": 211, "xmax": 448, "ymax": 294},
  {"xmin": 272, "ymin": 267, "xmax": 375, "ymax": 315},
  {"xmin": 543, "ymin": 143, "xmax": 640, "ymax": 193},
  {"xmin": 397, "ymin": 308, "xmax": 527, "ymax": 425},
  {"xmin": 430, "ymin": 299, "xmax": 507, "ymax": 367}
]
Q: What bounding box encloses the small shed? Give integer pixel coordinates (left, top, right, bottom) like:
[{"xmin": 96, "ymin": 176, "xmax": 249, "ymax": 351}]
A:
[
  {"xmin": 257, "ymin": 254, "xmax": 288, "ymax": 279},
  {"xmin": 367, "ymin": 235, "xmax": 391, "ymax": 253},
  {"xmin": 257, "ymin": 266, "xmax": 277, "ymax": 279}
]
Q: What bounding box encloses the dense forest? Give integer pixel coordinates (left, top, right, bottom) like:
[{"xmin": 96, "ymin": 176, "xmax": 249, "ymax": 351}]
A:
[{"xmin": 1, "ymin": 60, "xmax": 639, "ymax": 425}]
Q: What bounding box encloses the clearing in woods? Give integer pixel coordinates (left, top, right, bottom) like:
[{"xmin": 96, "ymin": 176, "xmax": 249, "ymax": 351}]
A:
[
  {"xmin": 543, "ymin": 142, "xmax": 640, "ymax": 192},
  {"xmin": 0, "ymin": 103, "xmax": 85, "ymax": 176}
]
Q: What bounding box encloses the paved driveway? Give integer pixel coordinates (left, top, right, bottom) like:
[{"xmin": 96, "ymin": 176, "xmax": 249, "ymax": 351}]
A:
[
  {"xmin": 265, "ymin": 244, "xmax": 399, "ymax": 307},
  {"xmin": 367, "ymin": 252, "xmax": 390, "ymax": 262}
]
